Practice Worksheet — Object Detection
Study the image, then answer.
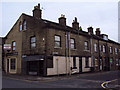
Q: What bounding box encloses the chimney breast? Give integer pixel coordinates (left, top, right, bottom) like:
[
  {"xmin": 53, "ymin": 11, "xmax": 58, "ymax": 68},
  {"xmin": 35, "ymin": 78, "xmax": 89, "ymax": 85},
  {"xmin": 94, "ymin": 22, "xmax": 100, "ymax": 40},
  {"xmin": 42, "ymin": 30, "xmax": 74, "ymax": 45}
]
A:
[
  {"xmin": 72, "ymin": 17, "xmax": 79, "ymax": 30},
  {"xmin": 58, "ymin": 14, "xmax": 66, "ymax": 26},
  {"xmin": 87, "ymin": 27, "xmax": 93, "ymax": 35},
  {"xmin": 33, "ymin": 3, "xmax": 42, "ymax": 19},
  {"xmin": 95, "ymin": 28, "xmax": 101, "ymax": 36}
]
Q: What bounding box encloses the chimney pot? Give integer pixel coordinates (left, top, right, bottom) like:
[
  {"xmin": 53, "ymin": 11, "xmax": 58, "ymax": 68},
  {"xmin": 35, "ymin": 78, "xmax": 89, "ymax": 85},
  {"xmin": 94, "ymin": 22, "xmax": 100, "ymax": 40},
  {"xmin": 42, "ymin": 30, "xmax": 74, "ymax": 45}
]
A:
[
  {"xmin": 95, "ymin": 28, "xmax": 101, "ymax": 36},
  {"xmin": 38, "ymin": 3, "xmax": 40, "ymax": 8}
]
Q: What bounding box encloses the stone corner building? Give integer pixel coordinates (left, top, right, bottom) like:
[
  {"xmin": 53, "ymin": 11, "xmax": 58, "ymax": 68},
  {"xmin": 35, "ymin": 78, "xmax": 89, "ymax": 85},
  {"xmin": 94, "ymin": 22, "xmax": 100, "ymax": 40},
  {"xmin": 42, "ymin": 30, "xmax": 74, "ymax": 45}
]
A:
[{"xmin": 3, "ymin": 3, "xmax": 120, "ymax": 76}]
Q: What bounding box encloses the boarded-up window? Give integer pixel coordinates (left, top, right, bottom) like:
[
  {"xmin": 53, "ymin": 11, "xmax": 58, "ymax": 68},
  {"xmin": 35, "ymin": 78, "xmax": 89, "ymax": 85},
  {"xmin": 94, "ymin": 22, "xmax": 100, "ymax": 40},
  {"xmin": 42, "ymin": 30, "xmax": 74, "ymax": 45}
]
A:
[{"xmin": 47, "ymin": 56, "xmax": 53, "ymax": 68}]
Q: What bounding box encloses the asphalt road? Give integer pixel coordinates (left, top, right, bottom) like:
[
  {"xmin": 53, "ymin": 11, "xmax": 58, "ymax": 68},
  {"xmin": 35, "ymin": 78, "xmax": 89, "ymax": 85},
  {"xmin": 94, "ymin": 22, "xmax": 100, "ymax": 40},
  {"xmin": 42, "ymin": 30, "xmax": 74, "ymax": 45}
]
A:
[{"xmin": 2, "ymin": 70, "xmax": 119, "ymax": 89}]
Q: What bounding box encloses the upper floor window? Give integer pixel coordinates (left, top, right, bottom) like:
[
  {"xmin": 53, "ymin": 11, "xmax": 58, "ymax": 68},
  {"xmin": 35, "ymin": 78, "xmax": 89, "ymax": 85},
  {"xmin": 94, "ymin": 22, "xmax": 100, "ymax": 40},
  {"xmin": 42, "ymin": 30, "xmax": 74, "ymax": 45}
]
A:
[
  {"xmin": 12, "ymin": 41, "xmax": 16, "ymax": 51},
  {"xmin": 30, "ymin": 36, "xmax": 36, "ymax": 48},
  {"xmin": 54, "ymin": 35, "xmax": 61, "ymax": 48},
  {"xmin": 99, "ymin": 45, "xmax": 102, "ymax": 52},
  {"xmin": 109, "ymin": 46, "xmax": 113, "ymax": 54},
  {"xmin": 19, "ymin": 21, "xmax": 22, "ymax": 31},
  {"xmin": 103, "ymin": 45, "xmax": 106, "ymax": 53},
  {"xmin": 115, "ymin": 48, "xmax": 117, "ymax": 54},
  {"xmin": 84, "ymin": 41, "xmax": 89, "ymax": 50},
  {"xmin": 23, "ymin": 20, "xmax": 27, "ymax": 30},
  {"xmin": 70, "ymin": 38, "xmax": 75, "ymax": 49},
  {"xmin": 94, "ymin": 43, "xmax": 97, "ymax": 52}
]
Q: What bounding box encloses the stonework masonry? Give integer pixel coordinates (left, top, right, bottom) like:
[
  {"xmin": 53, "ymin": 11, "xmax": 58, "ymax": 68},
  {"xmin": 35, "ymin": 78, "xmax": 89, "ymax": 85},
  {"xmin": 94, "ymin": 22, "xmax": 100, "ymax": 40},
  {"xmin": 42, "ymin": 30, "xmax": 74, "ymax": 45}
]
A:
[{"xmin": 3, "ymin": 3, "xmax": 120, "ymax": 76}]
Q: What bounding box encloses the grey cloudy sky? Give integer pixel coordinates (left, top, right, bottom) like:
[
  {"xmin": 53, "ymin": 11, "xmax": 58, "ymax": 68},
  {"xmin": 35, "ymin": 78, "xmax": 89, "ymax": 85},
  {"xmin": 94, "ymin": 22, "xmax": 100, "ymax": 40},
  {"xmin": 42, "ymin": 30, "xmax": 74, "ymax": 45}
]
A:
[{"xmin": 0, "ymin": 0, "xmax": 119, "ymax": 42}]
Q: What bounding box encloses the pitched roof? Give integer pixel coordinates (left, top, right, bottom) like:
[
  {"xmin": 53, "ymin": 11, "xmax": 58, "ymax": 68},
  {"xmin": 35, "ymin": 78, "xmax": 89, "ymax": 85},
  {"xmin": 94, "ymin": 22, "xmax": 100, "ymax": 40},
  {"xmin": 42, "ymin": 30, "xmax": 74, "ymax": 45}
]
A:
[{"xmin": 4, "ymin": 13, "xmax": 120, "ymax": 45}]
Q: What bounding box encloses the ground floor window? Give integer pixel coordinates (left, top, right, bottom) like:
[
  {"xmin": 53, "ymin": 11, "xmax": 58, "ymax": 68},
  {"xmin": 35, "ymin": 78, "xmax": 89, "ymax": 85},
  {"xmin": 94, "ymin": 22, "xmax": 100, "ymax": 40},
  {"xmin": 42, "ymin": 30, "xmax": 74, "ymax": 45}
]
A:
[
  {"xmin": 103, "ymin": 57, "xmax": 106, "ymax": 67},
  {"xmin": 95, "ymin": 58, "xmax": 98, "ymax": 67},
  {"xmin": 100, "ymin": 58, "xmax": 102, "ymax": 70},
  {"xmin": 110, "ymin": 58, "xmax": 113, "ymax": 64},
  {"xmin": 110, "ymin": 58, "xmax": 113, "ymax": 69},
  {"xmin": 10, "ymin": 58, "xmax": 16, "ymax": 70},
  {"xmin": 116, "ymin": 58, "xmax": 119, "ymax": 66}
]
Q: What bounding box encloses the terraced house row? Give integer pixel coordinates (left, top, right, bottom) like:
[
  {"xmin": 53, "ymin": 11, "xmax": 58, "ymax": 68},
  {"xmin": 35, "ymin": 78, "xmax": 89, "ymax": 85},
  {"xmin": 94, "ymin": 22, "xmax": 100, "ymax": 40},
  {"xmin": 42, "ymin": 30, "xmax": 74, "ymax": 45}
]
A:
[{"xmin": 2, "ymin": 4, "xmax": 120, "ymax": 76}]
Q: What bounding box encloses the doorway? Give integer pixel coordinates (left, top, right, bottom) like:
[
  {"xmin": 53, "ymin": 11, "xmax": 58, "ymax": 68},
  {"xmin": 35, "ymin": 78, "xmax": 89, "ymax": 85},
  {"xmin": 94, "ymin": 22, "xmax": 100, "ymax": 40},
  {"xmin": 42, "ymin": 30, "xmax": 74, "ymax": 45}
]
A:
[
  {"xmin": 7, "ymin": 58, "xmax": 9, "ymax": 73},
  {"xmin": 27, "ymin": 60, "xmax": 44, "ymax": 76},
  {"xmin": 79, "ymin": 57, "xmax": 82, "ymax": 73}
]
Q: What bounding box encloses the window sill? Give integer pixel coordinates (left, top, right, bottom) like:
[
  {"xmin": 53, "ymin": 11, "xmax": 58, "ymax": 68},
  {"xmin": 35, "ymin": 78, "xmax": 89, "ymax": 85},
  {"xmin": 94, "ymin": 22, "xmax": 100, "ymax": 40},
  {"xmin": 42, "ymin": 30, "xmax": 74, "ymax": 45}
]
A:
[
  {"xmin": 85, "ymin": 66, "xmax": 90, "ymax": 68},
  {"xmin": 54, "ymin": 47, "xmax": 62, "ymax": 49},
  {"xmin": 71, "ymin": 49, "xmax": 77, "ymax": 51},
  {"xmin": 84, "ymin": 50, "xmax": 89, "ymax": 52}
]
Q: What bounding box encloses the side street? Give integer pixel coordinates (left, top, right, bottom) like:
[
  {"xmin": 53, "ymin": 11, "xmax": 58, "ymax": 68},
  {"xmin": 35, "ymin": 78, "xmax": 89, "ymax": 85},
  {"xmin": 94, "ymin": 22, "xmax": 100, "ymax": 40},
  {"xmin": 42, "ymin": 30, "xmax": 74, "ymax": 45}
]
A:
[{"xmin": 2, "ymin": 70, "xmax": 120, "ymax": 89}]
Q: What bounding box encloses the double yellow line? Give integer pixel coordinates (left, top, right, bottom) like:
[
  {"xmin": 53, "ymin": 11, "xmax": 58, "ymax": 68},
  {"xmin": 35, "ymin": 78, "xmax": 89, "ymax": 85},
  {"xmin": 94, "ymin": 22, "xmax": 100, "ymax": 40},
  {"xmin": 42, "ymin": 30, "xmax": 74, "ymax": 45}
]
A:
[{"xmin": 101, "ymin": 79, "xmax": 118, "ymax": 89}]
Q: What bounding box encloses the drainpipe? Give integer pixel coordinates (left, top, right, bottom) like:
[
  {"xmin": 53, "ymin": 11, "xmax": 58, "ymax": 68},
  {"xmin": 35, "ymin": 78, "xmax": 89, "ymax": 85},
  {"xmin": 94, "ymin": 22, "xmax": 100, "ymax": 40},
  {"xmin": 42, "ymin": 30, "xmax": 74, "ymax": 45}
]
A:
[
  {"xmin": 65, "ymin": 32, "xmax": 68, "ymax": 75},
  {"xmin": 90, "ymin": 37, "xmax": 93, "ymax": 68},
  {"xmin": 98, "ymin": 40, "xmax": 100, "ymax": 71},
  {"xmin": 68, "ymin": 32, "xmax": 71, "ymax": 75},
  {"xmin": 106, "ymin": 42, "xmax": 109, "ymax": 71}
]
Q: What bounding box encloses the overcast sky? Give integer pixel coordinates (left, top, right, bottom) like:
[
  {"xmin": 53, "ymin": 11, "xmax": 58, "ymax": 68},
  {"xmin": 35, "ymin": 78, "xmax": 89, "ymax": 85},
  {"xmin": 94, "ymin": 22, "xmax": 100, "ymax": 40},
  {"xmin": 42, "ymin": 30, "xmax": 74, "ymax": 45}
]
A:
[{"xmin": 0, "ymin": 0, "xmax": 119, "ymax": 42}]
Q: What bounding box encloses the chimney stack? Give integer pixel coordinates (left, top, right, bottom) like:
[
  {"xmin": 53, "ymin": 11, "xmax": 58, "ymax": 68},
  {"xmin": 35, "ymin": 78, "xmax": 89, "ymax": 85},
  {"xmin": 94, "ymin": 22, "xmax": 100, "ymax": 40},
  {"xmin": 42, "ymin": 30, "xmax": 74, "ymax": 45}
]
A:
[
  {"xmin": 58, "ymin": 14, "xmax": 66, "ymax": 26},
  {"xmin": 87, "ymin": 27, "xmax": 93, "ymax": 35},
  {"xmin": 33, "ymin": 3, "xmax": 42, "ymax": 19},
  {"xmin": 72, "ymin": 17, "xmax": 79, "ymax": 30},
  {"xmin": 95, "ymin": 28, "xmax": 101, "ymax": 36}
]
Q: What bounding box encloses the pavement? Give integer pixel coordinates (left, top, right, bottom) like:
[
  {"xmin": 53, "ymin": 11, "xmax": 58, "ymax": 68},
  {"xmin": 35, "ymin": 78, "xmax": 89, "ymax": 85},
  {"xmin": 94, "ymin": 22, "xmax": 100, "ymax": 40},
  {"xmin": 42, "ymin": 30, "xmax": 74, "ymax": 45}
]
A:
[{"xmin": 2, "ymin": 71, "xmax": 106, "ymax": 82}]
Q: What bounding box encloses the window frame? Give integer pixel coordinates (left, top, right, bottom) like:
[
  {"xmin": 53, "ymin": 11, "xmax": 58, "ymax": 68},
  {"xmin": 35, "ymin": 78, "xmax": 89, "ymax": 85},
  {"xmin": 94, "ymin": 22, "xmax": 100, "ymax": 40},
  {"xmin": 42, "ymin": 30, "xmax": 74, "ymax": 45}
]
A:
[
  {"xmin": 103, "ymin": 45, "xmax": 106, "ymax": 53},
  {"xmin": 99, "ymin": 45, "xmax": 101, "ymax": 52},
  {"xmin": 109, "ymin": 46, "xmax": 113, "ymax": 54},
  {"xmin": 12, "ymin": 41, "xmax": 16, "ymax": 51},
  {"xmin": 54, "ymin": 35, "xmax": 61, "ymax": 48},
  {"xmin": 30, "ymin": 36, "xmax": 36, "ymax": 48},
  {"xmin": 94, "ymin": 43, "xmax": 97, "ymax": 52},
  {"xmin": 115, "ymin": 48, "xmax": 118, "ymax": 54},
  {"xmin": 116, "ymin": 58, "xmax": 119, "ymax": 66},
  {"xmin": 95, "ymin": 58, "xmax": 98, "ymax": 67},
  {"xmin": 19, "ymin": 21, "xmax": 22, "ymax": 31},
  {"xmin": 70, "ymin": 38, "xmax": 75, "ymax": 49},
  {"xmin": 84, "ymin": 41, "xmax": 89, "ymax": 50},
  {"xmin": 23, "ymin": 20, "xmax": 27, "ymax": 30}
]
